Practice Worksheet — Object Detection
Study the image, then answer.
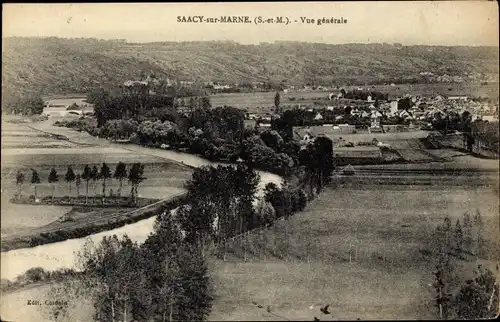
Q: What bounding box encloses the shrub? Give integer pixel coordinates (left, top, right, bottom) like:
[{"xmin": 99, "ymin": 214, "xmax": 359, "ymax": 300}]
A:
[{"xmin": 24, "ymin": 267, "xmax": 49, "ymax": 283}]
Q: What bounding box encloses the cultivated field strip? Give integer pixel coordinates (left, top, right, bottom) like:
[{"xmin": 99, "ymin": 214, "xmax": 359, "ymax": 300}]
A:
[{"xmin": 1, "ymin": 191, "xmax": 187, "ymax": 247}]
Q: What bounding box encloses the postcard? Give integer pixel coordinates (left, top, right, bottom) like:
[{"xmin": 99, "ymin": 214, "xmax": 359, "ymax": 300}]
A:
[{"xmin": 1, "ymin": 2, "xmax": 499, "ymax": 321}]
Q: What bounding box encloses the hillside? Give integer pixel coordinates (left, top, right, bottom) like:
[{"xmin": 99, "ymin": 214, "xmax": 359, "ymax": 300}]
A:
[{"xmin": 2, "ymin": 37, "xmax": 499, "ymax": 97}]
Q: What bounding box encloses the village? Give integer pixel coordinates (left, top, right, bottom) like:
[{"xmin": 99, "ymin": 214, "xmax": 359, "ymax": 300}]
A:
[{"xmin": 247, "ymin": 88, "xmax": 497, "ymax": 134}]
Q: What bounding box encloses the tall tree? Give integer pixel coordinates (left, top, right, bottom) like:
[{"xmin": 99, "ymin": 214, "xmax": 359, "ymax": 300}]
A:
[
  {"xmin": 138, "ymin": 212, "xmax": 184, "ymax": 321},
  {"xmin": 312, "ymin": 136, "xmax": 335, "ymax": 190},
  {"xmin": 200, "ymin": 96, "xmax": 211, "ymax": 109},
  {"xmin": 91, "ymin": 165, "xmax": 99, "ymax": 195},
  {"xmin": 48, "ymin": 168, "xmax": 59, "ymax": 201},
  {"xmin": 473, "ymin": 210, "xmax": 485, "ymax": 258},
  {"xmin": 78, "ymin": 235, "xmax": 141, "ymax": 322},
  {"xmin": 113, "ymin": 162, "xmax": 127, "ymax": 197},
  {"xmin": 454, "ymin": 265, "xmax": 499, "ymax": 319},
  {"xmin": 128, "ymin": 163, "xmax": 146, "ymax": 205},
  {"xmin": 30, "ymin": 169, "xmax": 41, "ymax": 199},
  {"xmin": 434, "ymin": 265, "xmax": 452, "ymax": 320},
  {"xmin": 443, "ymin": 215, "xmax": 453, "ymax": 253},
  {"xmin": 174, "ymin": 242, "xmax": 214, "ymax": 321},
  {"xmin": 75, "ymin": 174, "xmax": 82, "ymax": 196},
  {"xmin": 462, "ymin": 212, "xmax": 473, "ymax": 253},
  {"xmin": 81, "ymin": 165, "xmax": 92, "ymax": 201},
  {"xmin": 65, "ymin": 166, "xmax": 76, "ymax": 195},
  {"xmin": 454, "ymin": 219, "xmax": 463, "ymax": 253},
  {"xmin": 433, "ymin": 216, "xmax": 457, "ymax": 320},
  {"xmin": 15, "ymin": 170, "xmax": 25, "ymax": 199},
  {"xmin": 274, "ymin": 91, "xmax": 281, "ymax": 113},
  {"xmin": 99, "ymin": 163, "xmax": 112, "ymax": 198}
]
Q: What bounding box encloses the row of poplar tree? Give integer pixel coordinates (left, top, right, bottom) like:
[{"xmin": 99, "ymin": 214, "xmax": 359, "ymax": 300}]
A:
[{"xmin": 14, "ymin": 162, "xmax": 145, "ymax": 203}]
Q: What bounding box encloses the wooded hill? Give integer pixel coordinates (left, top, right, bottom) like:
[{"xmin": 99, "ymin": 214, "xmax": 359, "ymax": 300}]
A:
[{"xmin": 2, "ymin": 37, "xmax": 499, "ymax": 97}]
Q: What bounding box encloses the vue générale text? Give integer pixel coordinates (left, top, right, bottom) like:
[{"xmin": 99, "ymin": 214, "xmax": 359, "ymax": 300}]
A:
[{"xmin": 176, "ymin": 16, "xmax": 347, "ymax": 25}]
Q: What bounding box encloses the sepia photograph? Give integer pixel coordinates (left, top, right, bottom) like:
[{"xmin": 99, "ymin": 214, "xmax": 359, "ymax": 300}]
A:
[{"xmin": 1, "ymin": 1, "xmax": 499, "ymax": 321}]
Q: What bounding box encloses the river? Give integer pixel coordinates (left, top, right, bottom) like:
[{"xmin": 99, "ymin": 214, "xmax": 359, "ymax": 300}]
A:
[{"xmin": 1, "ymin": 119, "xmax": 283, "ymax": 281}]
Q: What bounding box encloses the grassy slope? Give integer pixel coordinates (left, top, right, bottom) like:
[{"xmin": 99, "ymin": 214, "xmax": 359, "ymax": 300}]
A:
[
  {"xmin": 2, "ymin": 37, "xmax": 499, "ymax": 97},
  {"xmin": 212, "ymin": 183, "xmax": 499, "ymax": 320}
]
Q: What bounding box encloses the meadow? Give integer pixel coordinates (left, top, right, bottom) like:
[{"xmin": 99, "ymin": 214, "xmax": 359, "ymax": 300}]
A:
[
  {"xmin": 210, "ymin": 91, "xmax": 329, "ymax": 111},
  {"xmin": 210, "ymin": 182, "xmax": 499, "ymax": 320},
  {"xmin": 209, "ymin": 82, "xmax": 499, "ymax": 113},
  {"xmin": 44, "ymin": 97, "xmax": 88, "ymax": 107}
]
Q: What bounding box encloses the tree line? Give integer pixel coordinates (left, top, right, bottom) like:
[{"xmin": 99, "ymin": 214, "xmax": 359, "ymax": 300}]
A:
[
  {"xmin": 2, "ymin": 92, "xmax": 45, "ymax": 116},
  {"xmin": 179, "ymin": 154, "xmax": 332, "ymax": 260},
  {"xmin": 14, "ymin": 162, "xmax": 146, "ymax": 205},
  {"xmin": 431, "ymin": 111, "xmax": 499, "ymax": 155},
  {"xmin": 432, "ymin": 211, "xmax": 498, "ymax": 320},
  {"xmin": 46, "ymin": 214, "xmax": 213, "ymax": 321},
  {"xmin": 60, "ymin": 104, "xmax": 333, "ymax": 177}
]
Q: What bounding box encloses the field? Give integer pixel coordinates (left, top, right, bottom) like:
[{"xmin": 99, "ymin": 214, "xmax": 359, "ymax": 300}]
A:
[
  {"xmin": 210, "ymin": 178, "xmax": 499, "ymax": 320},
  {"xmin": 210, "ymin": 91, "xmax": 330, "ymax": 111},
  {"xmin": 45, "ymin": 97, "xmax": 89, "ymax": 107},
  {"xmin": 209, "ymin": 82, "xmax": 499, "ymax": 113},
  {"xmin": 0, "ymin": 205, "xmax": 73, "ymax": 239},
  {"xmin": 1, "ymin": 120, "xmax": 193, "ymax": 239}
]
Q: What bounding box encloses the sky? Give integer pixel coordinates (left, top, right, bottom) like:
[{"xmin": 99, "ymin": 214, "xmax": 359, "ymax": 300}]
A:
[{"xmin": 2, "ymin": 1, "xmax": 499, "ymax": 46}]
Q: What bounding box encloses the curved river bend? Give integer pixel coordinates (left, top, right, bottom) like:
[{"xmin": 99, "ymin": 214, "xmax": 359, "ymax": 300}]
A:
[{"xmin": 1, "ymin": 136, "xmax": 283, "ymax": 281}]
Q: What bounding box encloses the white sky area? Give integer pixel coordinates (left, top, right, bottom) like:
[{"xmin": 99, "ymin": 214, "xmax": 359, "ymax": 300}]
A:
[{"xmin": 2, "ymin": 2, "xmax": 499, "ymax": 46}]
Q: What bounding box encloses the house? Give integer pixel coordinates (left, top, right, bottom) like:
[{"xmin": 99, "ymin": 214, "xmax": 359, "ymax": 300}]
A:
[
  {"xmin": 389, "ymin": 101, "xmax": 398, "ymax": 116},
  {"xmin": 257, "ymin": 123, "xmax": 272, "ymax": 129},
  {"xmin": 326, "ymin": 106, "xmax": 335, "ymax": 111},
  {"xmin": 398, "ymin": 110, "xmax": 412, "ymax": 119},
  {"xmin": 370, "ymin": 111, "xmax": 383, "ymax": 128},
  {"xmin": 361, "ymin": 111, "xmax": 371, "ymax": 118},
  {"xmin": 302, "ymin": 131, "xmax": 314, "ymax": 142},
  {"xmin": 367, "ymin": 95, "xmax": 373, "ymax": 102},
  {"xmin": 314, "ymin": 112, "xmax": 324, "ymax": 121},
  {"xmin": 447, "ymin": 95, "xmax": 468, "ymax": 101},
  {"xmin": 244, "ymin": 119, "xmax": 257, "ymax": 129},
  {"xmin": 481, "ymin": 115, "xmax": 499, "ymax": 122},
  {"xmin": 213, "ymin": 84, "xmax": 232, "ymax": 90}
]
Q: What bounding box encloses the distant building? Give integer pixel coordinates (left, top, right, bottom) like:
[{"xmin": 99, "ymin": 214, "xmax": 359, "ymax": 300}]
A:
[
  {"xmin": 389, "ymin": 101, "xmax": 398, "ymax": 116},
  {"xmin": 447, "ymin": 95, "xmax": 468, "ymax": 101},
  {"xmin": 370, "ymin": 111, "xmax": 383, "ymax": 128},
  {"xmin": 314, "ymin": 112, "xmax": 324, "ymax": 121}
]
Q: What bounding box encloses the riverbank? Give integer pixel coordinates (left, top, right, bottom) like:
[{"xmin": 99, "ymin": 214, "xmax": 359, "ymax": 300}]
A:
[
  {"xmin": 1, "ymin": 193, "xmax": 187, "ymax": 252},
  {"xmin": 10, "ymin": 195, "xmax": 158, "ymax": 208}
]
